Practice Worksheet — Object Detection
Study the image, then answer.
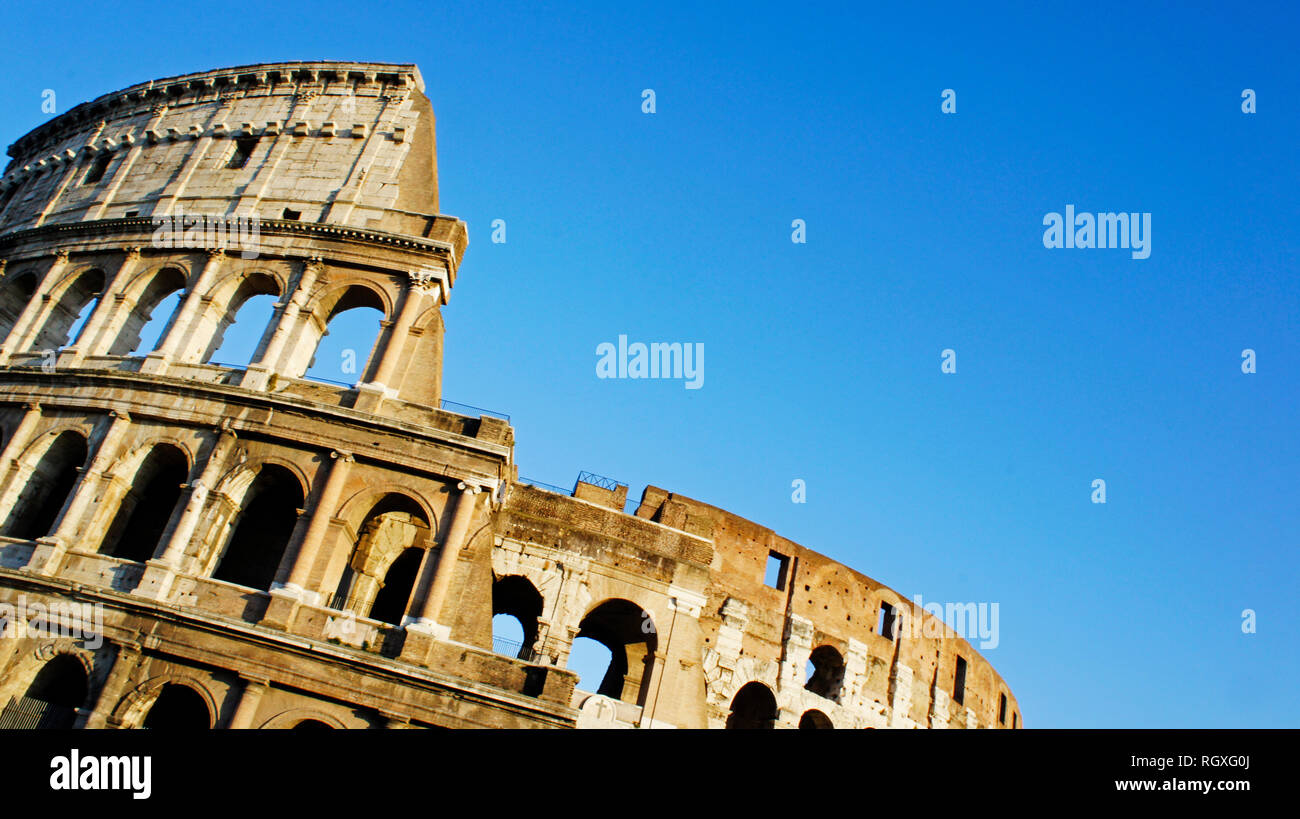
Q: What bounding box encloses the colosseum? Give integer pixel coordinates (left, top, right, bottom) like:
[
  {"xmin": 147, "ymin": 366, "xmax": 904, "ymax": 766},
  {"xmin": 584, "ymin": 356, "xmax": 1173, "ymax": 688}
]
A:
[{"xmin": 0, "ymin": 61, "xmax": 1019, "ymax": 730}]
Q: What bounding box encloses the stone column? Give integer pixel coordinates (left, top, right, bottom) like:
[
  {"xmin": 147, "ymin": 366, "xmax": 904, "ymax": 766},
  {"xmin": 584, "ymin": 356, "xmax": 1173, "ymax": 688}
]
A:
[
  {"xmin": 69, "ymin": 246, "xmax": 145, "ymax": 364},
  {"xmin": 135, "ymin": 426, "xmax": 239, "ymax": 600},
  {"xmin": 405, "ymin": 483, "xmax": 481, "ymax": 640},
  {"xmin": 364, "ymin": 270, "xmax": 437, "ymax": 394},
  {"xmin": 888, "ymin": 663, "xmax": 914, "ymax": 728},
  {"xmin": 0, "ymin": 249, "xmax": 70, "ymax": 362},
  {"xmin": 26, "ymin": 410, "xmax": 132, "ymax": 575},
  {"xmin": 276, "ymin": 450, "xmax": 354, "ymax": 603},
  {"xmin": 140, "ymin": 248, "xmax": 226, "ymax": 375},
  {"xmin": 242, "ymin": 256, "xmax": 325, "ymax": 391},
  {"xmin": 77, "ymin": 643, "xmax": 141, "ymax": 729},
  {"xmin": 0, "ymin": 403, "xmax": 42, "ymax": 505},
  {"xmin": 378, "ymin": 711, "xmax": 411, "ymax": 729},
  {"xmin": 226, "ymin": 677, "xmax": 269, "ymax": 729}
]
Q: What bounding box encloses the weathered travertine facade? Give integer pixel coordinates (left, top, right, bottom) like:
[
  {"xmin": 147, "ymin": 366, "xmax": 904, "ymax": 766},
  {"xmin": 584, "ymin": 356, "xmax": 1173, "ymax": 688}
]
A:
[{"xmin": 0, "ymin": 62, "xmax": 1020, "ymax": 729}]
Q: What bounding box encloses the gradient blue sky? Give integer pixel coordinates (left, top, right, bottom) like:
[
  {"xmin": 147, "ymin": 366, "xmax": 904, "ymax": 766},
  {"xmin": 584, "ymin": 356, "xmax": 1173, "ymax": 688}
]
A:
[{"xmin": 3, "ymin": 1, "xmax": 1296, "ymax": 727}]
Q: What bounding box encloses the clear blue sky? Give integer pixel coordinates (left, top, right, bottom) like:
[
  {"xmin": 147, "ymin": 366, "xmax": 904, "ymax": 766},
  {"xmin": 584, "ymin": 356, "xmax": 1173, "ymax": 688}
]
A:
[{"xmin": 3, "ymin": 1, "xmax": 1296, "ymax": 727}]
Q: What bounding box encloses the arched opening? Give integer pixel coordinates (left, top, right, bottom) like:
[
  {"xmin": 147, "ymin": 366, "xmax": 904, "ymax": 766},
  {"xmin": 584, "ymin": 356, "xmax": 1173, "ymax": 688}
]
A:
[
  {"xmin": 109, "ymin": 267, "xmax": 187, "ymax": 356},
  {"xmin": 567, "ymin": 636, "xmax": 613, "ymax": 693},
  {"xmin": 0, "ymin": 272, "xmax": 37, "ymax": 343},
  {"xmin": 725, "ymin": 681, "xmax": 778, "ymax": 729},
  {"xmin": 366, "ymin": 546, "xmax": 423, "ymax": 625},
  {"xmin": 198, "ymin": 274, "xmax": 280, "ymax": 366},
  {"xmin": 296, "ymin": 285, "xmax": 385, "ymax": 385},
  {"xmin": 0, "ymin": 655, "xmax": 89, "ymax": 729},
  {"xmin": 330, "ymin": 494, "xmax": 430, "ymax": 615},
  {"xmin": 1, "ymin": 430, "xmax": 88, "ymax": 540},
  {"xmin": 142, "ymin": 684, "xmax": 211, "ymax": 729},
  {"xmin": 569, "ymin": 599, "xmax": 657, "ymax": 706},
  {"xmin": 805, "ymin": 645, "xmax": 845, "ymax": 701},
  {"xmin": 292, "ymin": 719, "xmax": 333, "ymax": 730},
  {"xmin": 31, "ymin": 269, "xmax": 105, "ymax": 351},
  {"xmin": 492, "ymin": 575, "xmax": 543, "ymax": 660},
  {"xmin": 799, "ymin": 709, "xmax": 834, "ymax": 730},
  {"xmin": 213, "ymin": 464, "xmax": 303, "ymax": 591},
  {"xmin": 99, "ymin": 444, "xmax": 188, "ymax": 562}
]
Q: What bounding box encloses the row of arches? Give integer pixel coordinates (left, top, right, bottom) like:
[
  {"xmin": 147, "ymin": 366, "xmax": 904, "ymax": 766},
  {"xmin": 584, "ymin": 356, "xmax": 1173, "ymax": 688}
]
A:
[
  {"xmin": 726, "ymin": 681, "xmax": 835, "ymax": 729},
  {"xmin": 1, "ymin": 653, "xmax": 835, "ymax": 730},
  {"xmin": 0, "ymin": 424, "xmax": 435, "ymax": 626},
  {"xmin": 490, "ymin": 582, "xmax": 659, "ymax": 709},
  {"xmin": 0, "ymin": 655, "xmax": 336, "ymax": 729},
  {"xmin": 0, "ymin": 259, "xmax": 390, "ymax": 386}
]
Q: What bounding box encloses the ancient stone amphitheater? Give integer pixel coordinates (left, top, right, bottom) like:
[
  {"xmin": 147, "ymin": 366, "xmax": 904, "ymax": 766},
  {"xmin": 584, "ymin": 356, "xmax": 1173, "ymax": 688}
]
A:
[{"xmin": 0, "ymin": 61, "xmax": 1019, "ymax": 729}]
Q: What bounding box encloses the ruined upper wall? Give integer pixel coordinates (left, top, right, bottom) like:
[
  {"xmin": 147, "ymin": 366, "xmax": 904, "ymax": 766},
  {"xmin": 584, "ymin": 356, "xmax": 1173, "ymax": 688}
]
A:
[
  {"xmin": 634, "ymin": 484, "xmax": 1021, "ymax": 728},
  {"xmin": 0, "ymin": 61, "xmax": 447, "ymax": 240}
]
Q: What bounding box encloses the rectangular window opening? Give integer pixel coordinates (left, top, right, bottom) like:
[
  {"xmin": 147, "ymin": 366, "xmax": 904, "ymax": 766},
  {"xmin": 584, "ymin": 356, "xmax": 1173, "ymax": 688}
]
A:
[
  {"xmin": 227, "ymin": 135, "xmax": 260, "ymax": 169},
  {"xmin": 764, "ymin": 551, "xmax": 789, "ymax": 591},
  {"xmin": 953, "ymin": 656, "xmax": 967, "ymax": 706},
  {"xmin": 282, "ymin": 208, "xmax": 301, "ymax": 221},
  {"xmin": 998, "ymin": 693, "xmax": 1007, "ymax": 725},
  {"xmin": 877, "ymin": 601, "xmax": 897, "ymax": 640},
  {"xmin": 83, "ymin": 153, "xmax": 113, "ymax": 185}
]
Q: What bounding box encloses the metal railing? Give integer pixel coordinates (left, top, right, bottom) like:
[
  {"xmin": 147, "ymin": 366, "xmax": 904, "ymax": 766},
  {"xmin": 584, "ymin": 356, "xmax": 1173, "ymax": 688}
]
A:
[
  {"xmin": 516, "ymin": 477, "xmax": 571, "ymax": 496},
  {"xmin": 438, "ymin": 399, "xmax": 510, "ymax": 422},
  {"xmin": 0, "ymin": 696, "xmax": 77, "ymax": 730},
  {"xmin": 576, "ymin": 471, "xmax": 624, "ymax": 491},
  {"xmin": 492, "ymin": 636, "xmax": 523, "ymax": 659}
]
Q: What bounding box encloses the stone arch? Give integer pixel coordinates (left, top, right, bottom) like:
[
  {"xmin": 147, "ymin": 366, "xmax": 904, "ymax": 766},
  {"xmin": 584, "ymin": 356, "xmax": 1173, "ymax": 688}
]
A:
[
  {"xmin": 569, "ymin": 598, "xmax": 658, "ymax": 707},
  {"xmin": 0, "ymin": 428, "xmax": 88, "ymax": 540},
  {"xmin": 331, "ymin": 493, "xmax": 431, "ymax": 618},
  {"xmin": 726, "ymin": 681, "xmax": 778, "ymax": 729},
  {"xmin": 97, "ymin": 442, "xmax": 190, "ymax": 562},
  {"xmin": 0, "ymin": 651, "xmax": 92, "ymax": 729},
  {"xmin": 411, "ymin": 304, "xmax": 443, "ymax": 334},
  {"xmin": 30, "ymin": 267, "xmax": 105, "ymax": 351},
  {"xmin": 805, "ymin": 644, "xmax": 846, "ymax": 701},
  {"xmin": 114, "ymin": 673, "xmax": 218, "ymax": 729},
  {"xmin": 335, "ymin": 484, "xmax": 437, "ymax": 536},
  {"xmin": 210, "ymin": 462, "xmax": 306, "ymax": 591},
  {"xmin": 304, "ymin": 279, "xmax": 394, "ymax": 323},
  {"xmin": 0, "ymin": 269, "xmax": 38, "ymax": 343},
  {"xmin": 799, "ymin": 708, "xmax": 834, "ymax": 729},
  {"xmin": 211, "ymin": 454, "xmax": 311, "ymax": 507},
  {"xmin": 366, "ymin": 547, "xmax": 424, "ymax": 625},
  {"xmin": 492, "ymin": 574, "xmax": 543, "ymax": 661},
  {"xmin": 282, "ymin": 281, "xmax": 390, "ymax": 382},
  {"xmin": 142, "ymin": 684, "xmax": 213, "ymax": 728},
  {"xmin": 189, "ymin": 268, "xmax": 284, "ymax": 365},
  {"xmin": 257, "ymin": 707, "xmax": 347, "ymax": 729},
  {"xmin": 105, "ymin": 265, "xmax": 188, "ymax": 356}
]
